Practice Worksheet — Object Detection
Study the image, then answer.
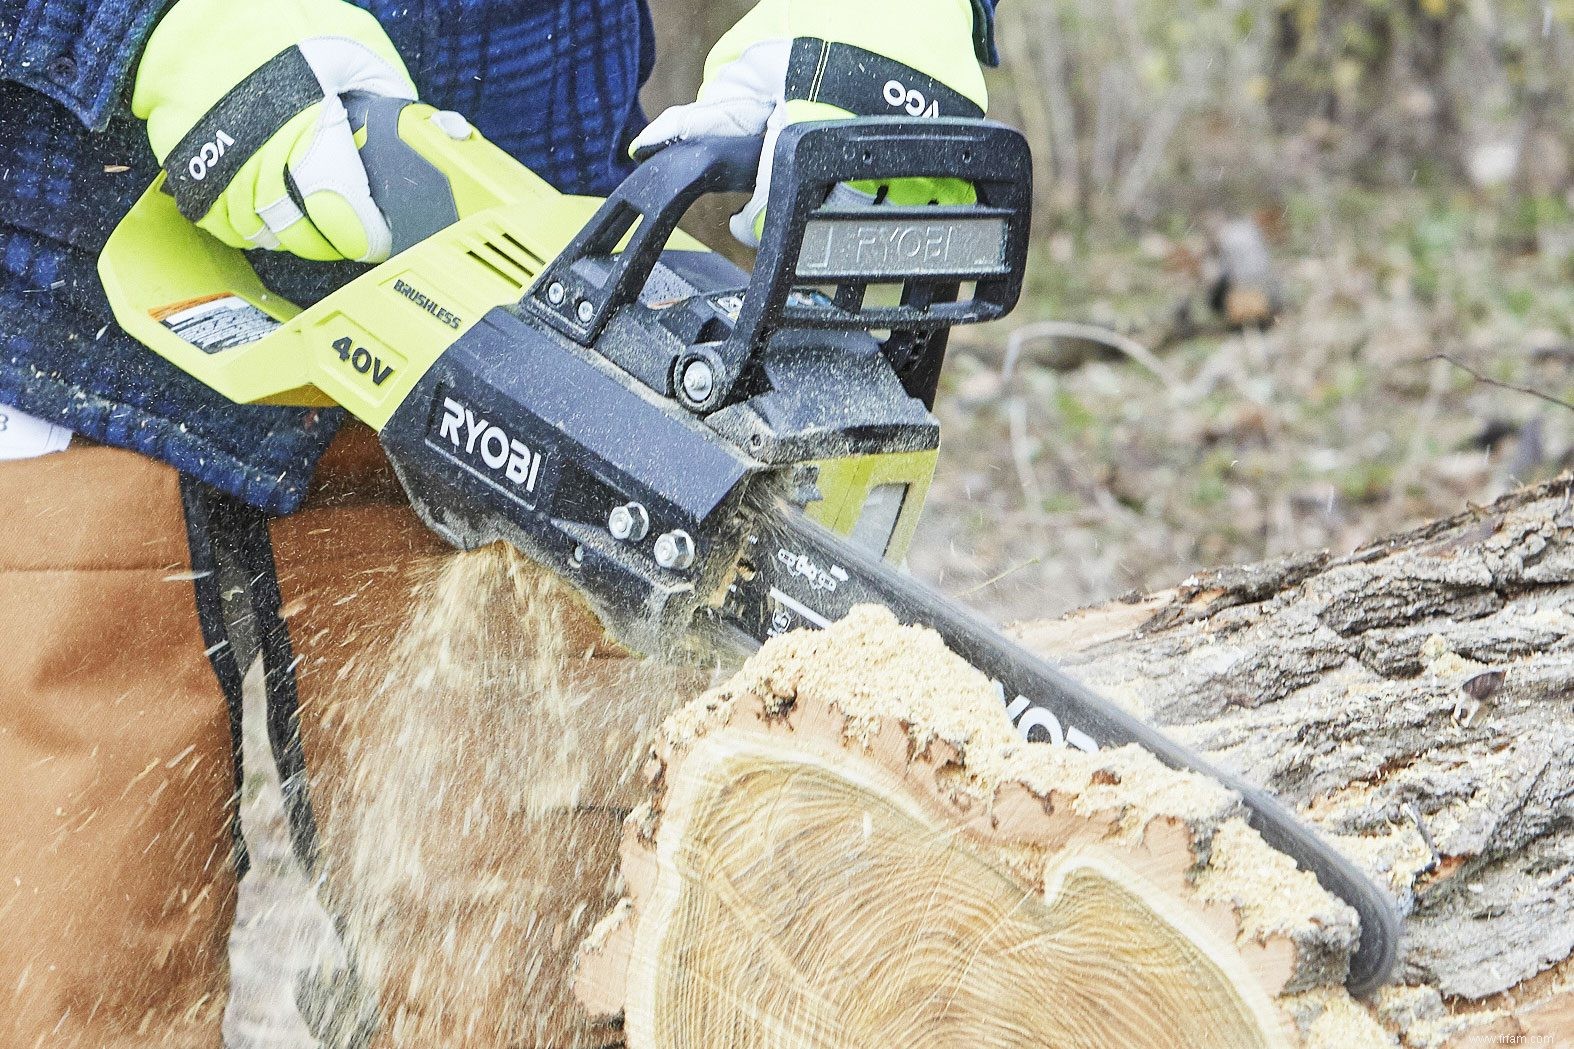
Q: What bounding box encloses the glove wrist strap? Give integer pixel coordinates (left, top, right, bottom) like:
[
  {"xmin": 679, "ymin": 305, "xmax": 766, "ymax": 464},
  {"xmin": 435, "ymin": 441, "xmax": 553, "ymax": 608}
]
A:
[
  {"xmin": 161, "ymin": 46, "xmax": 322, "ymax": 221},
  {"xmin": 783, "ymin": 38, "xmax": 984, "ymax": 121}
]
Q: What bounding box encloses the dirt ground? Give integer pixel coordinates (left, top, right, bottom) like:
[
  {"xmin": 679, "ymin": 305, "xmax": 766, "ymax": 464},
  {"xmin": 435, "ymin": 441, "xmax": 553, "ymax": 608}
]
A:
[{"xmin": 909, "ymin": 188, "xmax": 1574, "ymax": 623}]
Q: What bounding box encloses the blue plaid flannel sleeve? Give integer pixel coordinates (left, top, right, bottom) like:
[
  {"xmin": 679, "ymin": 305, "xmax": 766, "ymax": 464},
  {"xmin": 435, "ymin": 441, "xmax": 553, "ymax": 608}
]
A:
[{"xmin": 0, "ymin": 0, "xmax": 171, "ymax": 131}]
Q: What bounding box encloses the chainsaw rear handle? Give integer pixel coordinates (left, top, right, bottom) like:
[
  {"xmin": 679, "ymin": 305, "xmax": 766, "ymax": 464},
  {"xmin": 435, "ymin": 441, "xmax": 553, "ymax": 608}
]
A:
[
  {"xmin": 96, "ymin": 97, "xmax": 571, "ymax": 420},
  {"xmin": 344, "ymin": 92, "xmax": 463, "ymax": 255}
]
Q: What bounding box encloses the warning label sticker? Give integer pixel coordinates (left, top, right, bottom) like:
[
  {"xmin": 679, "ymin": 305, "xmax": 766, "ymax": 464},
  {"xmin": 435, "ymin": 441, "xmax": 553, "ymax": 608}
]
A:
[{"xmin": 153, "ymin": 294, "xmax": 281, "ymax": 354}]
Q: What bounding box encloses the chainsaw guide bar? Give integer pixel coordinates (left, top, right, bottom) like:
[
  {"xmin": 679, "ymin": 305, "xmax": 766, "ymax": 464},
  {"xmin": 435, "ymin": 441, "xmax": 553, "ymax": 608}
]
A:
[{"xmin": 715, "ymin": 499, "xmax": 1400, "ymax": 995}]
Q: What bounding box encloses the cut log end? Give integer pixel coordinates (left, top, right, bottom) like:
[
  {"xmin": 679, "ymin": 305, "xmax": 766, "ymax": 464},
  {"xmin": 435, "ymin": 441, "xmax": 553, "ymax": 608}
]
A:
[{"xmin": 577, "ymin": 606, "xmax": 1370, "ymax": 1048}]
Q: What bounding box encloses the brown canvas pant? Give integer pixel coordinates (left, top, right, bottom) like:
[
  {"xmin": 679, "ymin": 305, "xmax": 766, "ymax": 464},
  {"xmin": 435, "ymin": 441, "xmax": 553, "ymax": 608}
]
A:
[
  {"xmin": 0, "ymin": 426, "xmax": 662, "ymax": 1048},
  {"xmin": 0, "ymin": 443, "xmax": 235, "ymax": 1047}
]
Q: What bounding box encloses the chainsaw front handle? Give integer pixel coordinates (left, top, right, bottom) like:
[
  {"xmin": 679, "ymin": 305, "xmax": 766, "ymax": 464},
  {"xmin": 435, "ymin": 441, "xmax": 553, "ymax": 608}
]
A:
[
  {"xmin": 522, "ymin": 133, "xmax": 766, "ymax": 346},
  {"xmin": 524, "ymin": 118, "xmax": 1032, "ymax": 413}
]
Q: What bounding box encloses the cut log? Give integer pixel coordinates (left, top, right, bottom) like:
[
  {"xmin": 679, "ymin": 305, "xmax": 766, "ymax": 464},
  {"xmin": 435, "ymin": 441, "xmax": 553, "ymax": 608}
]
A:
[
  {"xmin": 1010, "ymin": 476, "xmax": 1574, "ymax": 1047},
  {"xmin": 575, "ymin": 606, "xmax": 1395, "ymax": 1048},
  {"xmin": 578, "ymin": 477, "xmax": 1574, "ymax": 1047}
]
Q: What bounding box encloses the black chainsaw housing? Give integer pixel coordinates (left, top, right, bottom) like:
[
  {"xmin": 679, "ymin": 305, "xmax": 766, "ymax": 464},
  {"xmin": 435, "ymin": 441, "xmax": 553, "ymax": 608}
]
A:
[
  {"xmin": 381, "ymin": 119, "xmax": 1033, "ymax": 651},
  {"xmin": 379, "ymin": 304, "xmax": 757, "ymax": 654}
]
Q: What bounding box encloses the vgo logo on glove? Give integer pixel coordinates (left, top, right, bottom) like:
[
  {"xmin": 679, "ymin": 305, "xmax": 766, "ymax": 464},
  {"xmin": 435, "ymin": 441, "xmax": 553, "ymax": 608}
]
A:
[
  {"xmin": 882, "ymin": 79, "xmax": 941, "ymax": 118},
  {"xmin": 184, "ymin": 129, "xmax": 236, "ymax": 181}
]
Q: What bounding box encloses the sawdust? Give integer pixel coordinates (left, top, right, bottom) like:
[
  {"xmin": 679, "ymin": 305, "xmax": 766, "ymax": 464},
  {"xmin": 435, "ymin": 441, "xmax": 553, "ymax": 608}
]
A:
[
  {"xmin": 1194, "ymin": 820, "xmax": 1362, "ymax": 991},
  {"xmin": 720, "ymin": 604, "xmax": 1242, "ymax": 828},
  {"xmin": 1324, "ymin": 822, "xmax": 1437, "ymax": 902},
  {"xmin": 275, "ymin": 565, "xmax": 1376, "ymax": 1044},
  {"xmin": 1370, "ymin": 984, "xmax": 1471, "ymax": 1048},
  {"xmin": 729, "ymin": 602, "xmax": 1019, "ymax": 751},
  {"xmin": 1285, "ymin": 987, "xmax": 1398, "ymax": 1048},
  {"xmin": 1418, "ymin": 633, "xmax": 1488, "ymax": 679},
  {"xmin": 736, "ymin": 606, "xmax": 1351, "ymax": 901},
  {"xmin": 1373, "ymin": 983, "xmax": 1447, "ymax": 1027},
  {"xmin": 299, "ymin": 543, "xmax": 696, "ymax": 1047}
]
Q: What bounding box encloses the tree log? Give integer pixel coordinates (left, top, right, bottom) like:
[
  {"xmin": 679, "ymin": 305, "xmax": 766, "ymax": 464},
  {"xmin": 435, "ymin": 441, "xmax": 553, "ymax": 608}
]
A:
[
  {"xmin": 576, "ymin": 608, "xmax": 1391, "ymax": 1047},
  {"xmin": 577, "ymin": 478, "xmax": 1574, "ymax": 1048},
  {"xmin": 1009, "ymin": 477, "xmax": 1574, "ymax": 1047}
]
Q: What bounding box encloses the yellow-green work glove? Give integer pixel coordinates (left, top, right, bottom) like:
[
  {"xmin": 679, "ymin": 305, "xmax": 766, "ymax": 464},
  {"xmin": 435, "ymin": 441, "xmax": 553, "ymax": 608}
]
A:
[
  {"xmin": 132, "ymin": 0, "xmax": 419, "ymax": 263},
  {"xmin": 630, "ymin": 0, "xmax": 989, "ymax": 248}
]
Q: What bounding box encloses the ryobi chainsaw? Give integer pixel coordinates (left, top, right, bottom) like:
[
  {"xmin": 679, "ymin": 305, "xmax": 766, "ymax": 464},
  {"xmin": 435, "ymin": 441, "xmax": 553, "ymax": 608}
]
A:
[{"xmin": 99, "ymin": 96, "xmax": 1397, "ymax": 993}]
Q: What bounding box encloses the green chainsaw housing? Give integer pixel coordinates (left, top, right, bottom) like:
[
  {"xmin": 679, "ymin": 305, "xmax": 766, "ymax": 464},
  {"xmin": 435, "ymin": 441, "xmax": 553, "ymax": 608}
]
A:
[{"xmin": 100, "ymin": 103, "xmax": 623, "ymax": 425}]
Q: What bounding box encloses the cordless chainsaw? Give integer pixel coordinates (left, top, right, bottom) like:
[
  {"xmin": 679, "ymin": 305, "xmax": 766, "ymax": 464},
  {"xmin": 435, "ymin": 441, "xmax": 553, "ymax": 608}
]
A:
[{"xmin": 100, "ymin": 98, "xmax": 1397, "ymax": 993}]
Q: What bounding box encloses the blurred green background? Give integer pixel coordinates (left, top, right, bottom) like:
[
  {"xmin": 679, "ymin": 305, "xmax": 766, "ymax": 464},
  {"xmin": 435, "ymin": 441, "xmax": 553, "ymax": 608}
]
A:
[{"xmin": 646, "ymin": 0, "xmax": 1574, "ymax": 622}]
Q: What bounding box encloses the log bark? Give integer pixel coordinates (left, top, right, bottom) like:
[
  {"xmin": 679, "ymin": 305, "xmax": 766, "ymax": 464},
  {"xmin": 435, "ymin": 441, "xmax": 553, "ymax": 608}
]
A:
[
  {"xmin": 1011, "ymin": 476, "xmax": 1574, "ymax": 1047},
  {"xmin": 577, "ymin": 478, "xmax": 1574, "ymax": 1048}
]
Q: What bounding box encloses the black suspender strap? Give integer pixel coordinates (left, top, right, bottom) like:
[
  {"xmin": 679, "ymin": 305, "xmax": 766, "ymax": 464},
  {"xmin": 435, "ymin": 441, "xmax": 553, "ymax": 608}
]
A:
[{"xmin": 179, "ymin": 476, "xmax": 320, "ymax": 874}]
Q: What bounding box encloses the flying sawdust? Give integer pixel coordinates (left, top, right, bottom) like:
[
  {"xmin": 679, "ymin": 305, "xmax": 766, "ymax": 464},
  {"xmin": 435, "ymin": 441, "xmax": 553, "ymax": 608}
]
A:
[{"xmin": 299, "ymin": 544, "xmax": 699, "ymax": 1047}]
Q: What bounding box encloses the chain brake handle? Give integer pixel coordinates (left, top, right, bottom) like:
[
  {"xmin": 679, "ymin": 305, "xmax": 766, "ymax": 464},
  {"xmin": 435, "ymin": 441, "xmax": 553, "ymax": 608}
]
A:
[
  {"xmin": 522, "ymin": 133, "xmax": 764, "ymax": 345},
  {"xmin": 740, "ymin": 119, "xmax": 1032, "ymax": 338},
  {"xmin": 734, "ymin": 119, "xmax": 1031, "ymax": 408}
]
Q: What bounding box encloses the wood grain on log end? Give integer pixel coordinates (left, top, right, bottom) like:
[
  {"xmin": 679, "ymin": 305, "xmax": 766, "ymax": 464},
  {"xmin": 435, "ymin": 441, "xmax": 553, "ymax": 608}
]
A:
[{"xmin": 577, "ymin": 606, "xmax": 1371, "ymax": 1047}]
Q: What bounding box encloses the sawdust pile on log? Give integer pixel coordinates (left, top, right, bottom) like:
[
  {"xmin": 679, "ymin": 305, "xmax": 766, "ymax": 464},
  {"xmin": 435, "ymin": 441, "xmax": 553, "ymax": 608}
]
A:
[{"xmin": 576, "ymin": 605, "xmax": 1392, "ymax": 1048}]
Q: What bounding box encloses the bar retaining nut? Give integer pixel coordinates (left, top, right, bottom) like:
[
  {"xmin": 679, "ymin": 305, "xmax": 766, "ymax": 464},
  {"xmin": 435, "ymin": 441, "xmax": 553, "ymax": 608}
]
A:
[
  {"xmin": 608, "ymin": 502, "xmax": 651, "ymax": 542},
  {"xmin": 653, "ymin": 529, "xmax": 696, "ymax": 570}
]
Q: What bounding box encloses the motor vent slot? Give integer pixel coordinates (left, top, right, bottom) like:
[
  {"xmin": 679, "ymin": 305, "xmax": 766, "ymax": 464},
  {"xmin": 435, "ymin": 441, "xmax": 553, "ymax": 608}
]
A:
[
  {"xmin": 497, "ymin": 232, "xmax": 546, "ymax": 273},
  {"xmin": 466, "ymin": 249, "xmax": 524, "ymax": 288},
  {"xmin": 466, "ymin": 232, "xmax": 548, "ymax": 290}
]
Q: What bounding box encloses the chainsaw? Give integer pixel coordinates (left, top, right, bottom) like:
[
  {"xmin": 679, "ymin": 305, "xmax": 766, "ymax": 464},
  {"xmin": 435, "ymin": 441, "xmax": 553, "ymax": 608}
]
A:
[{"xmin": 99, "ymin": 97, "xmax": 1397, "ymax": 993}]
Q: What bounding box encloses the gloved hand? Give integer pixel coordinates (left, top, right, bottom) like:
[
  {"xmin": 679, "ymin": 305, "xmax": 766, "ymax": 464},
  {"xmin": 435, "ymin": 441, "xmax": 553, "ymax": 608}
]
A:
[
  {"xmin": 132, "ymin": 0, "xmax": 419, "ymax": 263},
  {"xmin": 630, "ymin": 0, "xmax": 990, "ymax": 248}
]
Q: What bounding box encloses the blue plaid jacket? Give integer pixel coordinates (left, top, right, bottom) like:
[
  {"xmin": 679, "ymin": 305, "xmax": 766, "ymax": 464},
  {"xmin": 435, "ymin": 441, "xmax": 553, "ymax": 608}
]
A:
[
  {"xmin": 0, "ymin": 0, "xmax": 656, "ymax": 512},
  {"xmin": 0, "ymin": 0, "xmax": 994, "ymax": 513}
]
